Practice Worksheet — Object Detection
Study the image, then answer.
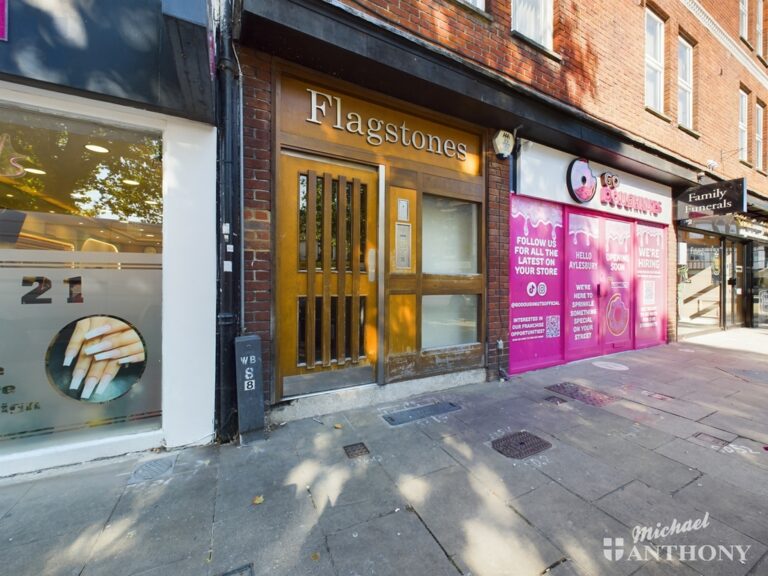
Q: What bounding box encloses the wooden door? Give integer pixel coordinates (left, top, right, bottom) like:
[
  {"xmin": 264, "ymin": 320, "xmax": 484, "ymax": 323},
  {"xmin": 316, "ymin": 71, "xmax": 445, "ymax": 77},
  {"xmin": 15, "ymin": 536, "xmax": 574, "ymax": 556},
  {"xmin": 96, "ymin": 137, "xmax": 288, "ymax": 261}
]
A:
[{"xmin": 276, "ymin": 152, "xmax": 378, "ymax": 399}]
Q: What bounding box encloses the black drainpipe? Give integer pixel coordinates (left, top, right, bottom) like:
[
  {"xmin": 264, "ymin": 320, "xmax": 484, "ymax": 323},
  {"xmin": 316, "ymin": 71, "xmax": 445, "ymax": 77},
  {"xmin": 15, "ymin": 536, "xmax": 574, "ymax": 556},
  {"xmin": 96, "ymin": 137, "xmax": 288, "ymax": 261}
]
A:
[{"xmin": 215, "ymin": 0, "xmax": 241, "ymax": 442}]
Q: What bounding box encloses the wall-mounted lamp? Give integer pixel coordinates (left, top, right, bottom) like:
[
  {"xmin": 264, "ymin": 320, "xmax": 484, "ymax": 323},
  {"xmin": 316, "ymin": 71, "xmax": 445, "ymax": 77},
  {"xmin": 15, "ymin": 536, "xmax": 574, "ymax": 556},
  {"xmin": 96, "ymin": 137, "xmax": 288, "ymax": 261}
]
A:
[
  {"xmin": 706, "ymin": 159, "xmax": 719, "ymax": 171},
  {"xmin": 492, "ymin": 125, "xmax": 522, "ymax": 159}
]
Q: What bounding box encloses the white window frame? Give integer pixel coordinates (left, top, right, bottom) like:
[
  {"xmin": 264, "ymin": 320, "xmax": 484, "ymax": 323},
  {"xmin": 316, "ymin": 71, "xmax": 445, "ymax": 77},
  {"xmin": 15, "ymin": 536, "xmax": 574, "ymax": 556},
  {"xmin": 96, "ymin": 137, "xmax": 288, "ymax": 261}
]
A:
[
  {"xmin": 739, "ymin": 90, "xmax": 749, "ymax": 162},
  {"xmin": 677, "ymin": 37, "xmax": 693, "ymax": 129},
  {"xmin": 462, "ymin": 0, "xmax": 486, "ymax": 10},
  {"xmin": 757, "ymin": 103, "xmax": 764, "ymax": 170},
  {"xmin": 512, "ymin": 0, "xmax": 554, "ymax": 50},
  {"xmin": 741, "ymin": 0, "xmax": 749, "ymax": 41},
  {"xmin": 645, "ymin": 10, "xmax": 665, "ymax": 112},
  {"xmin": 758, "ymin": 0, "xmax": 764, "ymax": 57}
]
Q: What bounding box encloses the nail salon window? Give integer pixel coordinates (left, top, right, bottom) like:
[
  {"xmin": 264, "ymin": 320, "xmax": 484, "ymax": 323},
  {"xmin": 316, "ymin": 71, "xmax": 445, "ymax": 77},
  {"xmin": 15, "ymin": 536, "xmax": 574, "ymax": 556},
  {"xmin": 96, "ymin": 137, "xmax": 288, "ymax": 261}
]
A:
[{"xmin": 0, "ymin": 103, "xmax": 163, "ymax": 453}]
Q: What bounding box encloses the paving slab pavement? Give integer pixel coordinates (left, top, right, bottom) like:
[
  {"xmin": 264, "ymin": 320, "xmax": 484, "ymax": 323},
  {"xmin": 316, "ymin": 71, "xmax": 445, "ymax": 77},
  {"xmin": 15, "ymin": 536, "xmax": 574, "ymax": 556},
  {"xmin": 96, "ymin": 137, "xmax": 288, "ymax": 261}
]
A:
[{"xmin": 1, "ymin": 329, "xmax": 767, "ymax": 576}]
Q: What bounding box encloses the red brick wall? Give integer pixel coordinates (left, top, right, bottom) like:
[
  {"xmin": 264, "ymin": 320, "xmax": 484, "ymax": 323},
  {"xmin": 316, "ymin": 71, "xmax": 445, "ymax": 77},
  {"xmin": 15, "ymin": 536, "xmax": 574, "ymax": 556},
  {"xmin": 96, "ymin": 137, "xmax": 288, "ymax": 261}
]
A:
[
  {"xmin": 241, "ymin": 50, "xmax": 273, "ymax": 395},
  {"xmin": 486, "ymin": 146, "xmax": 510, "ymax": 378},
  {"xmin": 332, "ymin": 0, "xmax": 768, "ymax": 196}
]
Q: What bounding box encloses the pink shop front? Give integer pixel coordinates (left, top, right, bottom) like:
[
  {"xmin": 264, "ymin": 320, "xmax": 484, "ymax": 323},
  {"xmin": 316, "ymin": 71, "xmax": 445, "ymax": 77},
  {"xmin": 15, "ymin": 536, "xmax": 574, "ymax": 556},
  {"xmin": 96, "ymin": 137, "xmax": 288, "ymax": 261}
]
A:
[{"xmin": 508, "ymin": 143, "xmax": 673, "ymax": 373}]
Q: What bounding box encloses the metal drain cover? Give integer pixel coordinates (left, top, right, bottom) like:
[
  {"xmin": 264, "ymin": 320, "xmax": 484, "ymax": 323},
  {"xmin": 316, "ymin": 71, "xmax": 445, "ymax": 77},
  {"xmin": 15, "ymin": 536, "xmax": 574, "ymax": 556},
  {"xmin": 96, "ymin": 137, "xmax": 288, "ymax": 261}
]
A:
[
  {"xmin": 343, "ymin": 442, "xmax": 370, "ymax": 458},
  {"xmin": 382, "ymin": 401, "xmax": 461, "ymax": 426},
  {"xmin": 544, "ymin": 396, "xmax": 567, "ymax": 405},
  {"xmin": 492, "ymin": 431, "xmax": 551, "ymax": 459},
  {"xmin": 545, "ymin": 382, "xmax": 617, "ymax": 407},
  {"xmin": 128, "ymin": 455, "xmax": 177, "ymax": 485}
]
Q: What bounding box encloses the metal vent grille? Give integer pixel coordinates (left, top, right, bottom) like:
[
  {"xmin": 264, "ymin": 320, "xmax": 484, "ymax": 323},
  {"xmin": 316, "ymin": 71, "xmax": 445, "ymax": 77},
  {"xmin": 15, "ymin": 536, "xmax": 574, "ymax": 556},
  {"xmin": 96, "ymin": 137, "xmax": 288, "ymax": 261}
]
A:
[
  {"xmin": 491, "ymin": 431, "xmax": 552, "ymax": 459},
  {"xmin": 382, "ymin": 401, "xmax": 461, "ymax": 426},
  {"xmin": 545, "ymin": 382, "xmax": 617, "ymax": 407}
]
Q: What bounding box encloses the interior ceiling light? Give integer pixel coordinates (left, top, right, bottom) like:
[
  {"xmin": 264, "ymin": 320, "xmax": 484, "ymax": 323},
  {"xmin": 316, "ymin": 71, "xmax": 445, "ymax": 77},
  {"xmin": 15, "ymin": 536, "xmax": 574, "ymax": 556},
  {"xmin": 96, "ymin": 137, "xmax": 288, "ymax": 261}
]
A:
[
  {"xmin": 24, "ymin": 167, "xmax": 47, "ymax": 175},
  {"xmin": 145, "ymin": 200, "xmax": 159, "ymax": 206},
  {"xmin": 145, "ymin": 234, "xmax": 155, "ymax": 238},
  {"xmin": 122, "ymin": 179, "xmax": 140, "ymax": 186},
  {"xmin": 5, "ymin": 193, "xmax": 13, "ymax": 197},
  {"xmin": 85, "ymin": 144, "xmax": 109, "ymax": 153}
]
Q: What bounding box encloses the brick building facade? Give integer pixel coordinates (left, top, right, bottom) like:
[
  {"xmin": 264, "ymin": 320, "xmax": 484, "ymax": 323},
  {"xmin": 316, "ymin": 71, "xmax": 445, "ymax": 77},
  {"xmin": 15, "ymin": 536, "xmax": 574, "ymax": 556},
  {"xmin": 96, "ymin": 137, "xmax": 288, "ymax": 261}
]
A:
[{"xmin": 235, "ymin": 0, "xmax": 768, "ymax": 407}]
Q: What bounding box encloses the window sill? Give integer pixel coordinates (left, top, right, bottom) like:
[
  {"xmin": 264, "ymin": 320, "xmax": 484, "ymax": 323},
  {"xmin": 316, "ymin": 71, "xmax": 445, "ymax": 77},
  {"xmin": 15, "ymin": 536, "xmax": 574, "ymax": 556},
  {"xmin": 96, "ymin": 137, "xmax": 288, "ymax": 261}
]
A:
[
  {"xmin": 757, "ymin": 168, "xmax": 767, "ymax": 176},
  {"xmin": 741, "ymin": 36, "xmax": 754, "ymax": 51},
  {"xmin": 740, "ymin": 159, "xmax": 753, "ymax": 168},
  {"xmin": 677, "ymin": 124, "xmax": 700, "ymax": 139},
  {"xmin": 510, "ymin": 31, "xmax": 562, "ymax": 63},
  {"xmin": 645, "ymin": 106, "xmax": 672, "ymax": 123},
  {"xmin": 758, "ymin": 54, "xmax": 768, "ymax": 67},
  {"xmin": 447, "ymin": 0, "xmax": 493, "ymax": 21}
]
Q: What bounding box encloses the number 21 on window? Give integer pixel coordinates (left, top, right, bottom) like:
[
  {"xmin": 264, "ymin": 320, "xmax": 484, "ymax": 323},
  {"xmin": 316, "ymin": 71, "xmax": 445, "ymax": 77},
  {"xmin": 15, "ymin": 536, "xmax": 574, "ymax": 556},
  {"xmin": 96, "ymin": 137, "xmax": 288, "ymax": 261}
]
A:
[{"xmin": 21, "ymin": 276, "xmax": 83, "ymax": 304}]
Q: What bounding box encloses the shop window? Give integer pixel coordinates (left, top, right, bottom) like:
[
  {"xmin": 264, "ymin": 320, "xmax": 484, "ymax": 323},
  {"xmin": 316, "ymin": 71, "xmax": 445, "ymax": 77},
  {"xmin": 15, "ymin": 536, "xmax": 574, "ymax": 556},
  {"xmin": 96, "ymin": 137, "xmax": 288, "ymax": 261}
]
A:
[
  {"xmin": 422, "ymin": 194, "xmax": 478, "ymax": 274},
  {"xmin": 422, "ymin": 294, "xmax": 479, "ymax": 348},
  {"xmin": 739, "ymin": 89, "xmax": 749, "ymax": 162},
  {"xmin": 0, "ymin": 104, "xmax": 162, "ymax": 453},
  {"xmin": 645, "ymin": 9, "xmax": 665, "ymax": 113},
  {"xmin": 512, "ymin": 0, "xmax": 553, "ymax": 50},
  {"xmin": 677, "ymin": 37, "xmax": 694, "ymax": 129}
]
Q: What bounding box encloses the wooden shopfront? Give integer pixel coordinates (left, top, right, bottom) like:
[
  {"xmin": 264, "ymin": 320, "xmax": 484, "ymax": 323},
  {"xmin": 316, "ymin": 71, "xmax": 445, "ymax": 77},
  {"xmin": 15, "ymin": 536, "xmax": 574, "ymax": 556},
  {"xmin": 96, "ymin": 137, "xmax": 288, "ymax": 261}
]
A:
[{"xmin": 274, "ymin": 70, "xmax": 485, "ymax": 400}]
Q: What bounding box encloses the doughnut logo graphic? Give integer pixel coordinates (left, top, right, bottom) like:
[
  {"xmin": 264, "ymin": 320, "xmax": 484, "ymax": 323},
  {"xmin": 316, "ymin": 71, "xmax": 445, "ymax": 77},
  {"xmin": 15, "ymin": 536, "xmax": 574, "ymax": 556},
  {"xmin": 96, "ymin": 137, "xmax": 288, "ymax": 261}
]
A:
[
  {"xmin": 606, "ymin": 293, "xmax": 629, "ymax": 336},
  {"xmin": 566, "ymin": 158, "xmax": 597, "ymax": 204}
]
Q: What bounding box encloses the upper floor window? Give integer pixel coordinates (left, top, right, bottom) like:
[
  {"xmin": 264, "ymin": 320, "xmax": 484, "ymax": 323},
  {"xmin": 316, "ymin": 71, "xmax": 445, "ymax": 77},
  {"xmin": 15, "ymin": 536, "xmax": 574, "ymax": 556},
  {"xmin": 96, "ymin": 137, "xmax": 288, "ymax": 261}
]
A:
[
  {"xmin": 757, "ymin": 103, "xmax": 765, "ymax": 170},
  {"xmin": 461, "ymin": 0, "xmax": 486, "ymax": 10},
  {"xmin": 677, "ymin": 38, "xmax": 694, "ymax": 129},
  {"xmin": 758, "ymin": 0, "xmax": 764, "ymax": 57},
  {"xmin": 645, "ymin": 10, "xmax": 665, "ymax": 112},
  {"xmin": 740, "ymin": 0, "xmax": 749, "ymax": 41},
  {"xmin": 739, "ymin": 90, "xmax": 749, "ymax": 162},
  {"xmin": 512, "ymin": 0, "xmax": 553, "ymax": 50}
]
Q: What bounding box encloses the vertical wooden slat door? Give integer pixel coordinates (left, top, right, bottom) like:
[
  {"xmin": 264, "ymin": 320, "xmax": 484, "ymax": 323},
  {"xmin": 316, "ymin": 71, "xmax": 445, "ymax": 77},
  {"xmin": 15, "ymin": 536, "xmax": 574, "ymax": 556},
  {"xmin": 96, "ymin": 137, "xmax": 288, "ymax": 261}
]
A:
[{"xmin": 276, "ymin": 153, "xmax": 378, "ymax": 400}]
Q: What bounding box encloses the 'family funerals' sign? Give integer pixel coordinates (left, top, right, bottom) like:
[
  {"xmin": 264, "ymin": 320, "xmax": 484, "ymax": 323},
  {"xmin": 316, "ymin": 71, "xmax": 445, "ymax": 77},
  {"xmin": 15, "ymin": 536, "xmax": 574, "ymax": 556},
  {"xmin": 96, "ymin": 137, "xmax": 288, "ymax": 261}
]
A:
[{"xmin": 676, "ymin": 178, "xmax": 746, "ymax": 220}]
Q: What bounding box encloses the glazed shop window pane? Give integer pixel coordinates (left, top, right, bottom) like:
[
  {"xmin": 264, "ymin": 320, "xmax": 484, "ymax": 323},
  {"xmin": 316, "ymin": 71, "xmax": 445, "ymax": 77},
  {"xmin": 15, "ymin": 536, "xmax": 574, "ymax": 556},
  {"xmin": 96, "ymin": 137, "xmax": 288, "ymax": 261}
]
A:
[
  {"xmin": 422, "ymin": 295, "xmax": 478, "ymax": 349},
  {"xmin": 422, "ymin": 194, "xmax": 478, "ymax": 275},
  {"xmin": 0, "ymin": 105, "xmax": 162, "ymax": 253},
  {"xmin": 0, "ymin": 104, "xmax": 162, "ymax": 454}
]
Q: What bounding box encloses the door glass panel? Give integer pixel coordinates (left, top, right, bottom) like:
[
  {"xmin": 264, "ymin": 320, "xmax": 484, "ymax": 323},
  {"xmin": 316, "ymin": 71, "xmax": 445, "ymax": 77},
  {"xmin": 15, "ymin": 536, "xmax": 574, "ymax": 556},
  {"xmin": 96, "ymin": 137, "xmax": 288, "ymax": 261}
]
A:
[
  {"xmin": 726, "ymin": 241, "xmax": 745, "ymax": 326},
  {"xmin": 754, "ymin": 243, "xmax": 768, "ymax": 327},
  {"xmin": 422, "ymin": 294, "xmax": 478, "ymax": 348},
  {"xmin": 422, "ymin": 194, "xmax": 478, "ymax": 274},
  {"xmin": 677, "ymin": 231, "xmax": 721, "ymax": 337}
]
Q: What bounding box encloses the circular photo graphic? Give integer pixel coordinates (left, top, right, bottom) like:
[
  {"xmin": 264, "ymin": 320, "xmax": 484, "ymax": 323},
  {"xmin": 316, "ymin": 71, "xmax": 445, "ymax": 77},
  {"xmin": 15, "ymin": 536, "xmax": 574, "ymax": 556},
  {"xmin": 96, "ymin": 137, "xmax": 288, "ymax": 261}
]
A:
[
  {"xmin": 566, "ymin": 158, "xmax": 597, "ymax": 204},
  {"xmin": 46, "ymin": 315, "xmax": 147, "ymax": 403}
]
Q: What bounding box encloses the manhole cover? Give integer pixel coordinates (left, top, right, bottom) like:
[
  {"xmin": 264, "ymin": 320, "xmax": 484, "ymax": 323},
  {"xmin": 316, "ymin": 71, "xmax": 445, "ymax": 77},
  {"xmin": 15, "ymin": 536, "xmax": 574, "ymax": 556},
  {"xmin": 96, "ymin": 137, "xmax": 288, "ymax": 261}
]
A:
[
  {"xmin": 343, "ymin": 442, "xmax": 370, "ymax": 458},
  {"xmin": 128, "ymin": 455, "xmax": 177, "ymax": 484},
  {"xmin": 692, "ymin": 432, "xmax": 729, "ymax": 448},
  {"xmin": 545, "ymin": 382, "xmax": 617, "ymax": 407},
  {"xmin": 382, "ymin": 401, "xmax": 461, "ymax": 426},
  {"xmin": 217, "ymin": 564, "xmax": 254, "ymax": 576},
  {"xmin": 544, "ymin": 396, "xmax": 567, "ymax": 405},
  {"xmin": 592, "ymin": 361, "xmax": 629, "ymax": 371},
  {"xmin": 492, "ymin": 431, "xmax": 551, "ymax": 459}
]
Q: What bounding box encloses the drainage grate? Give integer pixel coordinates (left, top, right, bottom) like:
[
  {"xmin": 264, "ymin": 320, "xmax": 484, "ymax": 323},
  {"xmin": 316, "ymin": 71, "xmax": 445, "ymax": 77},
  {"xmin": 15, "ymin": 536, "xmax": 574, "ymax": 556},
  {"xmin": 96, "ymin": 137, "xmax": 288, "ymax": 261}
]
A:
[
  {"xmin": 544, "ymin": 396, "xmax": 567, "ymax": 405},
  {"xmin": 343, "ymin": 442, "xmax": 370, "ymax": 459},
  {"xmin": 692, "ymin": 432, "xmax": 729, "ymax": 448},
  {"xmin": 127, "ymin": 455, "xmax": 177, "ymax": 485},
  {"xmin": 545, "ymin": 382, "xmax": 617, "ymax": 407},
  {"xmin": 492, "ymin": 431, "xmax": 552, "ymax": 459},
  {"xmin": 382, "ymin": 401, "xmax": 461, "ymax": 426},
  {"xmin": 217, "ymin": 564, "xmax": 254, "ymax": 576}
]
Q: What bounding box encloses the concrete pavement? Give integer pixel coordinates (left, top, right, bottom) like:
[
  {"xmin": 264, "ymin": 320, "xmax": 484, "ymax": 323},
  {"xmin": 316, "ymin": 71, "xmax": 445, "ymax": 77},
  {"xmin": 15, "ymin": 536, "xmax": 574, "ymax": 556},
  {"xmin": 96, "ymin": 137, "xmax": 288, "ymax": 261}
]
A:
[{"xmin": 1, "ymin": 329, "xmax": 767, "ymax": 576}]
